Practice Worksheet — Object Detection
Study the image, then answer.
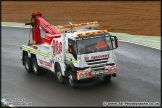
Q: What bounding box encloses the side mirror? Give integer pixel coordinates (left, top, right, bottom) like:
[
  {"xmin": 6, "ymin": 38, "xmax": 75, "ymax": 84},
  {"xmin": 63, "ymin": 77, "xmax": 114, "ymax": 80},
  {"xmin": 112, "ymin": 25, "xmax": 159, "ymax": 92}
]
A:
[
  {"xmin": 68, "ymin": 43, "xmax": 73, "ymax": 53},
  {"xmin": 115, "ymin": 36, "xmax": 118, "ymax": 48},
  {"xmin": 111, "ymin": 36, "xmax": 118, "ymax": 49}
]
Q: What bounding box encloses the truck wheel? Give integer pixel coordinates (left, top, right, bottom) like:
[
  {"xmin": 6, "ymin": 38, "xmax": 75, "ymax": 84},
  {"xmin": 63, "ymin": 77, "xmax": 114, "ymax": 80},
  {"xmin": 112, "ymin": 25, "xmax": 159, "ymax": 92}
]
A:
[
  {"xmin": 55, "ymin": 64, "xmax": 64, "ymax": 84},
  {"xmin": 24, "ymin": 55, "xmax": 32, "ymax": 73},
  {"xmin": 68, "ymin": 70, "xmax": 77, "ymax": 88},
  {"xmin": 32, "ymin": 57, "xmax": 41, "ymax": 76},
  {"xmin": 103, "ymin": 75, "xmax": 111, "ymax": 81}
]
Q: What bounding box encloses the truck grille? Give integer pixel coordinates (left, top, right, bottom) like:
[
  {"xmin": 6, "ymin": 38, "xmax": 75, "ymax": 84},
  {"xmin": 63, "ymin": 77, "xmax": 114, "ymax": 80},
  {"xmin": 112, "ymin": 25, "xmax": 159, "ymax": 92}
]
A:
[
  {"xmin": 86, "ymin": 58, "xmax": 108, "ymax": 71},
  {"xmin": 91, "ymin": 66, "xmax": 105, "ymax": 71},
  {"xmin": 86, "ymin": 58, "xmax": 108, "ymax": 65}
]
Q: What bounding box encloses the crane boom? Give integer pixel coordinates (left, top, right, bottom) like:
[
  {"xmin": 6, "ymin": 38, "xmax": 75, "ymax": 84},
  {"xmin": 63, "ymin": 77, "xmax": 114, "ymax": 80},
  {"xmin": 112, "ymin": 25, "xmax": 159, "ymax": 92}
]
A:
[
  {"xmin": 25, "ymin": 12, "xmax": 60, "ymax": 44},
  {"xmin": 37, "ymin": 17, "xmax": 60, "ymax": 34}
]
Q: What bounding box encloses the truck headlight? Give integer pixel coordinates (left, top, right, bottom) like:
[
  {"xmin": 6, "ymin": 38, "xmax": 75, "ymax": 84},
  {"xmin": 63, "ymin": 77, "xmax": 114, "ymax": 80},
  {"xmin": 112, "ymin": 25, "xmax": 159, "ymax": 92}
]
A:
[{"xmin": 79, "ymin": 73, "xmax": 88, "ymax": 79}]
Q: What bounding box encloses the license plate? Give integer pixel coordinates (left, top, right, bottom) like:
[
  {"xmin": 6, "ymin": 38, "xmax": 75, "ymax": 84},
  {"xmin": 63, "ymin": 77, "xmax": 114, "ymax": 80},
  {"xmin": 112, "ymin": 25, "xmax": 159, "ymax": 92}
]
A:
[
  {"xmin": 95, "ymin": 70, "xmax": 104, "ymax": 74},
  {"xmin": 95, "ymin": 71, "xmax": 99, "ymax": 74}
]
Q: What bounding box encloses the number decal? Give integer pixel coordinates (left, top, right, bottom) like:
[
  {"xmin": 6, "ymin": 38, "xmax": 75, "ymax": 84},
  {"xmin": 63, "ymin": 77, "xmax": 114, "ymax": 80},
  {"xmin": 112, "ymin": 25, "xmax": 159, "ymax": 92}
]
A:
[{"xmin": 52, "ymin": 40, "xmax": 62, "ymax": 56}]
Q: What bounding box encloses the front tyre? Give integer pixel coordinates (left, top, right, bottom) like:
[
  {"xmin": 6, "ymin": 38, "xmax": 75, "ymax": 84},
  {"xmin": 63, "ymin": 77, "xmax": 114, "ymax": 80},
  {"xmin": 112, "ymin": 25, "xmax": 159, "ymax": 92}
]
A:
[
  {"xmin": 24, "ymin": 55, "xmax": 32, "ymax": 73},
  {"xmin": 103, "ymin": 75, "xmax": 111, "ymax": 81},
  {"xmin": 68, "ymin": 70, "xmax": 77, "ymax": 88},
  {"xmin": 32, "ymin": 57, "xmax": 41, "ymax": 76}
]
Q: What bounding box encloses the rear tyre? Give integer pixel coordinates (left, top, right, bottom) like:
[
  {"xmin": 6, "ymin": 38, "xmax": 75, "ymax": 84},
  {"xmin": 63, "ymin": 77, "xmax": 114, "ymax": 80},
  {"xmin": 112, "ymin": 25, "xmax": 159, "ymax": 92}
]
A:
[
  {"xmin": 68, "ymin": 70, "xmax": 77, "ymax": 88},
  {"xmin": 24, "ymin": 55, "xmax": 32, "ymax": 73},
  {"xmin": 55, "ymin": 64, "xmax": 64, "ymax": 84},
  {"xmin": 32, "ymin": 57, "xmax": 41, "ymax": 76},
  {"xmin": 103, "ymin": 75, "xmax": 111, "ymax": 81}
]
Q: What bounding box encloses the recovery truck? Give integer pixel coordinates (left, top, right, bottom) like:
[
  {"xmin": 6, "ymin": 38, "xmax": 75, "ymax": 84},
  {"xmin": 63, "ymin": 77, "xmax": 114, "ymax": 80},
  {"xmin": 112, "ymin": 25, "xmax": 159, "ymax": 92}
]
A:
[{"xmin": 20, "ymin": 12, "xmax": 118, "ymax": 87}]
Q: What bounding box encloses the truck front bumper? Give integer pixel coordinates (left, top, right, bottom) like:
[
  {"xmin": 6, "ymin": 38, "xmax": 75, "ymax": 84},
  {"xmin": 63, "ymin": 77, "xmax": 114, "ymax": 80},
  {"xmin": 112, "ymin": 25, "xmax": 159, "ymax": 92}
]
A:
[{"xmin": 76, "ymin": 65, "xmax": 117, "ymax": 80}]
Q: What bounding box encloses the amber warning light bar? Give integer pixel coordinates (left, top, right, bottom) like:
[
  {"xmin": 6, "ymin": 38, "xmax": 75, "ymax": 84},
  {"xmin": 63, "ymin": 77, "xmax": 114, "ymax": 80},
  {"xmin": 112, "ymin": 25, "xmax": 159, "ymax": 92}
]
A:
[{"xmin": 58, "ymin": 21, "xmax": 99, "ymax": 32}]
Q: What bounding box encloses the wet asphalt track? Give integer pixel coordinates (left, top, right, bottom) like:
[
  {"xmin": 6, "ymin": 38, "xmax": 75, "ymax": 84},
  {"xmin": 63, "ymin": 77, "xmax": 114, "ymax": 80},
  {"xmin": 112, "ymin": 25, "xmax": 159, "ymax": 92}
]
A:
[{"xmin": 1, "ymin": 27, "xmax": 161, "ymax": 107}]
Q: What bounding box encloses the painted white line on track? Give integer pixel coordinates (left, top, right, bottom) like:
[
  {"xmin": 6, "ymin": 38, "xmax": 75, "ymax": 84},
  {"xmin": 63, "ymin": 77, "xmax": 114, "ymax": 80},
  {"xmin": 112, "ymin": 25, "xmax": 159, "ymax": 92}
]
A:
[{"xmin": 119, "ymin": 40, "xmax": 161, "ymax": 50}]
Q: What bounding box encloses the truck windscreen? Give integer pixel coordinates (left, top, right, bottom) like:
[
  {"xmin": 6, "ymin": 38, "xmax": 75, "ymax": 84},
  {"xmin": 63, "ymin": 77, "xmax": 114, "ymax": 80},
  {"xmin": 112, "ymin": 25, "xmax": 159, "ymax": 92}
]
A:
[{"xmin": 77, "ymin": 36, "xmax": 112, "ymax": 54}]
